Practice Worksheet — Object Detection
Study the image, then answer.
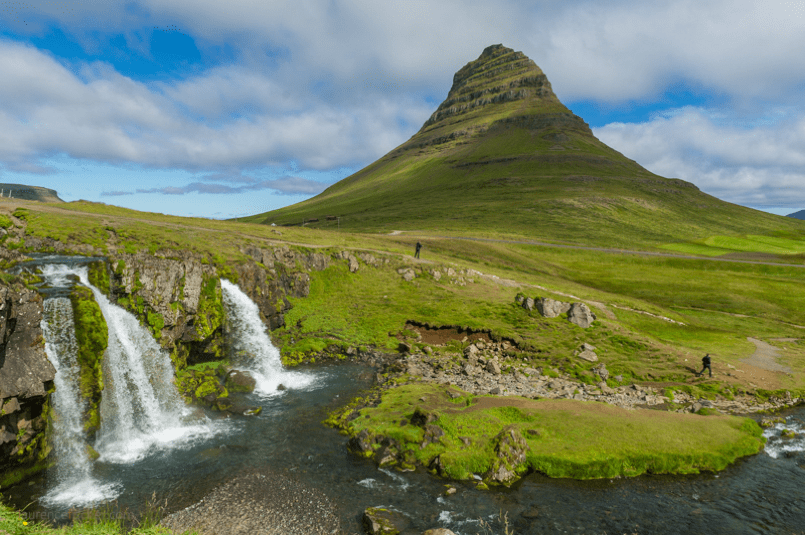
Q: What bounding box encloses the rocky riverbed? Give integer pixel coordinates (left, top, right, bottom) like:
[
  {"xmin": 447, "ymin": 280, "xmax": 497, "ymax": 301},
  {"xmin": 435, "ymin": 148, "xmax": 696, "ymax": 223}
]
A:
[{"xmin": 358, "ymin": 338, "xmax": 802, "ymax": 416}]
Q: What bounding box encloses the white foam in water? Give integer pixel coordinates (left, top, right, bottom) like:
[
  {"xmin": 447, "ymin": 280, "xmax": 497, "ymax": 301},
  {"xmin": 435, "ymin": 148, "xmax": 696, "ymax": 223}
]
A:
[
  {"xmin": 39, "ymin": 294, "xmax": 121, "ymax": 507},
  {"xmin": 357, "ymin": 478, "xmax": 379, "ymax": 489},
  {"xmin": 220, "ymin": 279, "xmax": 319, "ymax": 395},
  {"xmin": 763, "ymin": 417, "xmax": 805, "ymax": 459},
  {"xmin": 40, "ymin": 265, "xmax": 227, "ymax": 470},
  {"xmin": 379, "ymin": 468, "xmax": 412, "ymax": 491}
]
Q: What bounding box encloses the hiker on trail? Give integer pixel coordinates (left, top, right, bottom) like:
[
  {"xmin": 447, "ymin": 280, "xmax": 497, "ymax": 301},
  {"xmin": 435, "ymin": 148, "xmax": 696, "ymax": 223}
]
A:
[
  {"xmin": 415, "ymin": 241, "xmax": 422, "ymax": 259},
  {"xmin": 696, "ymin": 354, "xmax": 712, "ymax": 377}
]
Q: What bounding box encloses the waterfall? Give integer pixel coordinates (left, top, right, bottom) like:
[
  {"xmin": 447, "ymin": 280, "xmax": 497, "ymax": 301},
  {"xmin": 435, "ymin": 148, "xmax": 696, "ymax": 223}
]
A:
[
  {"xmin": 220, "ymin": 279, "xmax": 317, "ymax": 395},
  {"xmin": 40, "ymin": 297, "xmax": 120, "ymax": 506},
  {"xmin": 39, "ymin": 264, "xmax": 224, "ymax": 473}
]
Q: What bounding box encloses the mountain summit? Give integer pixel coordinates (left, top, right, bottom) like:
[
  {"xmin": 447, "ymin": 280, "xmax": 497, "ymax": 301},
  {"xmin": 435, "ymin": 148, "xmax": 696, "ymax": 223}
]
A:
[{"xmin": 243, "ymin": 45, "xmax": 801, "ymax": 246}]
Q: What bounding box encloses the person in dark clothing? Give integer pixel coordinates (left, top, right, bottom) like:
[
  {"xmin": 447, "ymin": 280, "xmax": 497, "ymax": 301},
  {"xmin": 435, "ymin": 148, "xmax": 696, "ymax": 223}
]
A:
[
  {"xmin": 696, "ymin": 354, "xmax": 712, "ymax": 377},
  {"xmin": 415, "ymin": 241, "xmax": 422, "ymax": 259}
]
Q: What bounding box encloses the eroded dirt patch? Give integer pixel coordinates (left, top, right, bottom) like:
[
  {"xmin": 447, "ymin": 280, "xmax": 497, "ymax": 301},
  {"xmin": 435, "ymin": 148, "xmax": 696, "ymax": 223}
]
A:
[{"xmin": 405, "ymin": 321, "xmax": 493, "ymax": 345}]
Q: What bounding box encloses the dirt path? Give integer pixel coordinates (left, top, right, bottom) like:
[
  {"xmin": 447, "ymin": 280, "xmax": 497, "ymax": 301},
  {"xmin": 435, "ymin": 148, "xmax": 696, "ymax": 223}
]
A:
[{"xmin": 743, "ymin": 337, "xmax": 793, "ymax": 374}]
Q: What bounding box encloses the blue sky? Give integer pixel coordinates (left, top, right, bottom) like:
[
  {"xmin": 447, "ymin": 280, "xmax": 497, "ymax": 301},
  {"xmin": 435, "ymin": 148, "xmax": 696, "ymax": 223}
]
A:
[{"xmin": 1, "ymin": 1, "xmax": 804, "ymax": 219}]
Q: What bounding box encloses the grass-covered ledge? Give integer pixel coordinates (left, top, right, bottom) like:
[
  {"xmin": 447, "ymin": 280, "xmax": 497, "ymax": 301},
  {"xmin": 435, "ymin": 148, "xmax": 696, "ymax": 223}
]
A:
[{"xmin": 331, "ymin": 384, "xmax": 766, "ymax": 485}]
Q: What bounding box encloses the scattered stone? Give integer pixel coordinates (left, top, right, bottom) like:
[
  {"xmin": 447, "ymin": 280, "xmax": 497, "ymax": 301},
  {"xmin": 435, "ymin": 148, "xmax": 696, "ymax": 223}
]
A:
[
  {"xmin": 432, "ymin": 270, "xmax": 442, "ymax": 281},
  {"xmin": 592, "ymin": 363, "xmax": 609, "ymax": 381},
  {"xmin": 486, "ymin": 360, "xmax": 501, "ymax": 375},
  {"xmin": 398, "ymin": 342, "xmax": 412, "ymax": 354},
  {"xmin": 577, "ymin": 343, "xmax": 598, "ymax": 363},
  {"xmin": 397, "ymin": 267, "xmax": 416, "ymax": 281},
  {"xmin": 276, "ymin": 384, "xmax": 287, "ymax": 391},
  {"xmin": 567, "ymin": 303, "xmax": 596, "ymax": 328},
  {"xmin": 761, "ymin": 416, "xmax": 786, "ymax": 428},
  {"xmin": 424, "ymin": 529, "xmax": 457, "ymax": 535}
]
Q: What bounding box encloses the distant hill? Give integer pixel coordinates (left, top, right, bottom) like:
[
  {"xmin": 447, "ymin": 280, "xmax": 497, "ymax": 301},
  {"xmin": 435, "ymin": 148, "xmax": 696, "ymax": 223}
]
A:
[
  {"xmin": 787, "ymin": 210, "xmax": 805, "ymax": 220},
  {"xmin": 240, "ymin": 44, "xmax": 805, "ymax": 247},
  {"xmin": 0, "ymin": 183, "xmax": 63, "ymax": 203}
]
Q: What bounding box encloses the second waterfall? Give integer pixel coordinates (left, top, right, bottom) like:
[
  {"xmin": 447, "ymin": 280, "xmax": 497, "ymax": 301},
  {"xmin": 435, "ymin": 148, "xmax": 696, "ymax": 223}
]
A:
[{"xmin": 220, "ymin": 279, "xmax": 317, "ymax": 395}]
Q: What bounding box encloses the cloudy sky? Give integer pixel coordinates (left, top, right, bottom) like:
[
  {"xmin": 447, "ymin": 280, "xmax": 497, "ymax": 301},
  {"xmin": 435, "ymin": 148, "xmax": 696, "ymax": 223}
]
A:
[{"xmin": 1, "ymin": 0, "xmax": 804, "ymax": 219}]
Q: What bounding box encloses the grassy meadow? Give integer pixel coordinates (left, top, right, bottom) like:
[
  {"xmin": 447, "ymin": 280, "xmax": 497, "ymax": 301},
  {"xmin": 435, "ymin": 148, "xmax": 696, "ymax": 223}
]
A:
[{"xmin": 3, "ymin": 197, "xmax": 804, "ymax": 396}]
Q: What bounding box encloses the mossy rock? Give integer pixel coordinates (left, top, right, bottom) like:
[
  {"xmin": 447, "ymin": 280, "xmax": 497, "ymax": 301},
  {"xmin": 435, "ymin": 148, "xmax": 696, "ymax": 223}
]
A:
[
  {"xmin": 69, "ymin": 284, "xmax": 108, "ymax": 439},
  {"xmin": 362, "ymin": 507, "xmax": 408, "ymax": 535},
  {"xmin": 225, "ymin": 370, "xmax": 257, "ymax": 393}
]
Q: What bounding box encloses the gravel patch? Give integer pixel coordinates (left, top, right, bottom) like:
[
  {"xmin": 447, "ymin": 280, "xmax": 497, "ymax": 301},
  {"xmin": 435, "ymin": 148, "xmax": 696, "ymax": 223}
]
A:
[{"xmin": 160, "ymin": 470, "xmax": 340, "ymax": 535}]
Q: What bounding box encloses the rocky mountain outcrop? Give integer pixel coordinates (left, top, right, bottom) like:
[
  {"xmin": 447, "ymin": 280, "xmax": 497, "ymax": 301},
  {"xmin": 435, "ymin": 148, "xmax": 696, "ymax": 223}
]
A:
[
  {"xmin": 0, "ymin": 184, "xmax": 63, "ymax": 203},
  {"xmin": 517, "ymin": 294, "xmax": 597, "ymax": 328},
  {"xmin": 0, "ymin": 279, "xmax": 54, "ymax": 487}
]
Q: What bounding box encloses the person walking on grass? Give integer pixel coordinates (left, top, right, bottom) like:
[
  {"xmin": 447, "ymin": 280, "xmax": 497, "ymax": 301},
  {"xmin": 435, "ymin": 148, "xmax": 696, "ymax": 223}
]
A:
[
  {"xmin": 696, "ymin": 353, "xmax": 712, "ymax": 377},
  {"xmin": 415, "ymin": 241, "xmax": 422, "ymax": 259}
]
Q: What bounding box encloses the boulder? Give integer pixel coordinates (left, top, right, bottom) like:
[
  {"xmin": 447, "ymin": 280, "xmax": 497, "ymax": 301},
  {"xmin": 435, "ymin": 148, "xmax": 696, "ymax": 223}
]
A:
[
  {"xmin": 577, "ymin": 343, "xmax": 598, "ymax": 362},
  {"xmin": 362, "ymin": 507, "xmax": 409, "ymax": 535},
  {"xmin": 424, "ymin": 530, "xmax": 457, "ymax": 535},
  {"xmin": 348, "ymin": 256, "xmax": 360, "ymax": 273},
  {"xmin": 348, "ymin": 429, "xmax": 376, "ymax": 456},
  {"xmin": 486, "ymin": 360, "xmax": 501, "ymax": 375},
  {"xmin": 522, "ymin": 297, "xmax": 535, "ymax": 311},
  {"xmin": 536, "ymin": 297, "xmax": 571, "ymax": 318},
  {"xmin": 225, "ymin": 370, "xmax": 257, "ymax": 393},
  {"xmin": 485, "ymin": 426, "xmax": 530, "ymax": 485},
  {"xmin": 567, "ymin": 303, "xmax": 596, "ymax": 328}
]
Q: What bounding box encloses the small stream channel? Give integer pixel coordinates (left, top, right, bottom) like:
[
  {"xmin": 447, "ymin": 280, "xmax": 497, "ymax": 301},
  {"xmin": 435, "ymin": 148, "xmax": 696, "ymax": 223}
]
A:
[{"xmin": 7, "ymin": 255, "xmax": 805, "ymax": 534}]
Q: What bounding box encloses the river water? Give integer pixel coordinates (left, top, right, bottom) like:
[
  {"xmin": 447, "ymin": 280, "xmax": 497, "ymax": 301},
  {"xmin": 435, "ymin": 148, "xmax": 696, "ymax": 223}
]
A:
[{"xmin": 8, "ymin": 256, "xmax": 805, "ymax": 534}]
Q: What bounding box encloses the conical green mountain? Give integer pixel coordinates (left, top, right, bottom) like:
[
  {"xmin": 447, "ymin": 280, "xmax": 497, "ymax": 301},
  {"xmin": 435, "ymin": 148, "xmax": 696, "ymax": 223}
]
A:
[{"xmin": 242, "ymin": 45, "xmax": 803, "ymax": 247}]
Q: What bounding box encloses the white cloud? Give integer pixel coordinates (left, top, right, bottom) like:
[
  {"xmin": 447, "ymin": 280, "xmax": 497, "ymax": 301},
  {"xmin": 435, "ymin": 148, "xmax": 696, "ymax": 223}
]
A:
[
  {"xmin": 594, "ymin": 106, "xmax": 805, "ymax": 207},
  {"xmin": 0, "ymin": 39, "xmax": 433, "ymax": 173}
]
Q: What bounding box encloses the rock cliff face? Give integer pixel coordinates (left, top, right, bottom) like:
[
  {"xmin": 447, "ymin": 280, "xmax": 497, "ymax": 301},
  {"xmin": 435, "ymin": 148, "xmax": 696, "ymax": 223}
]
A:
[
  {"xmin": 0, "ymin": 279, "xmax": 55, "ymax": 487},
  {"xmin": 105, "ymin": 245, "xmax": 332, "ymax": 368}
]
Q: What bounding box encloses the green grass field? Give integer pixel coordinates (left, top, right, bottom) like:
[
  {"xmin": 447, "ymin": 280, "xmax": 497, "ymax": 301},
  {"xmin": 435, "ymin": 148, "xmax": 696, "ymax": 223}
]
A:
[{"xmin": 340, "ymin": 384, "xmax": 765, "ymax": 480}]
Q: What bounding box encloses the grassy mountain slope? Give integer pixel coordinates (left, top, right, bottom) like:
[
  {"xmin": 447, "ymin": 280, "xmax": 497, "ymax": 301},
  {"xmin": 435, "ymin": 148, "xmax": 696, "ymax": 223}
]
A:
[{"xmin": 241, "ymin": 45, "xmax": 805, "ymax": 248}]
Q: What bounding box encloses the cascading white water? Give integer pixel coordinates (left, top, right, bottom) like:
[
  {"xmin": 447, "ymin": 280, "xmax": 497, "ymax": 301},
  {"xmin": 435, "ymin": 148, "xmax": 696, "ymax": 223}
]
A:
[
  {"xmin": 220, "ymin": 279, "xmax": 317, "ymax": 395},
  {"xmin": 39, "ymin": 264, "xmax": 225, "ymax": 471},
  {"xmin": 40, "ymin": 297, "xmax": 120, "ymax": 506}
]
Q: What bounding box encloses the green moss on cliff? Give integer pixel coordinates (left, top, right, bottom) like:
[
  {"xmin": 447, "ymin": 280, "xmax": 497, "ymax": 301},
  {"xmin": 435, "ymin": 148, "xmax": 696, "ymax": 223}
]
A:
[
  {"xmin": 69, "ymin": 285, "xmax": 108, "ymax": 438},
  {"xmin": 146, "ymin": 309, "xmax": 165, "ymax": 338},
  {"xmin": 195, "ymin": 277, "xmax": 224, "ymax": 341},
  {"xmin": 87, "ymin": 261, "xmax": 110, "ymax": 296}
]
